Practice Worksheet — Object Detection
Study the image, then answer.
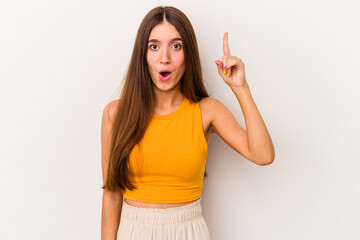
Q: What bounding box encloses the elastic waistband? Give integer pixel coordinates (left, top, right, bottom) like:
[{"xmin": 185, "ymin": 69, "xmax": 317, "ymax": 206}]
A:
[{"xmin": 121, "ymin": 198, "xmax": 202, "ymax": 225}]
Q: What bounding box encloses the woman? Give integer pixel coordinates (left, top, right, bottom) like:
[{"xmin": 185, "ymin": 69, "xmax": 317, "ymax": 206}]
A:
[{"xmin": 101, "ymin": 6, "xmax": 275, "ymax": 240}]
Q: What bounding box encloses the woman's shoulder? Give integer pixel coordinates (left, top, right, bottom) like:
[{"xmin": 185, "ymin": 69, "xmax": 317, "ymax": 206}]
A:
[
  {"xmin": 199, "ymin": 96, "xmax": 226, "ymax": 114},
  {"xmin": 198, "ymin": 96, "xmax": 228, "ymax": 127},
  {"xmin": 103, "ymin": 99, "xmax": 121, "ymax": 124}
]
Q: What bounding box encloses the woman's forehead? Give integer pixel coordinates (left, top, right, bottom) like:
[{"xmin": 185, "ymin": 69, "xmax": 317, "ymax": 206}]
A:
[{"xmin": 148, "ymin": 21, "xmax": 181, "ymax": 41}]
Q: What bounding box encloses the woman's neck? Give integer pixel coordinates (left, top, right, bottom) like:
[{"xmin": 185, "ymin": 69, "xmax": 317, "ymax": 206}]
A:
[{"xmin": 153, "ymin": 91, "xmax": 185, "ymax": 113}]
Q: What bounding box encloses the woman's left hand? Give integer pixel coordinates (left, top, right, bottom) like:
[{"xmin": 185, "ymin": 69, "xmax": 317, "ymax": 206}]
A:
[{"xmin": 215, "ymin": 32, "xmax": 247, "ymax": 89}]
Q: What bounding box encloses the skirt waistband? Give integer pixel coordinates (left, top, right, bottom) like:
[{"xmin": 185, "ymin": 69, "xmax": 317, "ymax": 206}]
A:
[{"xmin": 121, "ymin": 198, "xmax": 202, "ymax": 225}]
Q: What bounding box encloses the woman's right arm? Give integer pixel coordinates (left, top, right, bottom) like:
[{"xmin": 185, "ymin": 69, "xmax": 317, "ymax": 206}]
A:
[{"xmin": 101, "ymin": 101, "xmax": 123, "ymax": 240}]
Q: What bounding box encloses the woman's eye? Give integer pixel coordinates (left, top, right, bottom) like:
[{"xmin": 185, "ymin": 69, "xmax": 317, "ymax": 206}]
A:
[
  {"xmin": 172, "ymin": 43, "xmax": 182, "ymax": 50},
  {"xmin": 149, "ymin": 45, "xmax": 158, "ymax": 50}
]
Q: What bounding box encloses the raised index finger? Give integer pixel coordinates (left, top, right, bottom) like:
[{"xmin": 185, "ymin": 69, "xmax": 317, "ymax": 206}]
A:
[{"xmin": 223, "ymin": 32, "xmax": 231, "ymax": 56}]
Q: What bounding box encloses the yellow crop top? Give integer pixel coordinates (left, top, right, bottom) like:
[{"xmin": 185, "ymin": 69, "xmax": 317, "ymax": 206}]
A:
[{"xmin": 122, "ymin": 97, "xmax": 208, "ymax": 203}]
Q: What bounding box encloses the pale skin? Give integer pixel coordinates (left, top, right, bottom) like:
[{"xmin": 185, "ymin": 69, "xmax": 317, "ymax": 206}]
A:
[{"xmin": 101, "ymin": 21, "xmax": 275, "ymax": 239}]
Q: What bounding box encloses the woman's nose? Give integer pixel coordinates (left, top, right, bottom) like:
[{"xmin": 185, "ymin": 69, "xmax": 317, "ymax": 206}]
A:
[{"xmin": 160, "ymin": 49, "xmax": 171, "ymax": 64}]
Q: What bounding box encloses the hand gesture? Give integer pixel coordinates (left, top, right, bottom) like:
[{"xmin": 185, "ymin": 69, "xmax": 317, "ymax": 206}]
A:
[{"xmin": 215, "ymin": 32, "xmax": 247, "ymax": 89}]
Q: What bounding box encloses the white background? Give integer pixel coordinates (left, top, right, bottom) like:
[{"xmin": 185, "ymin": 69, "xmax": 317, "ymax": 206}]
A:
[{"xmin": 1, "ymin": 0, "xmax": 359, "ymax": 239}]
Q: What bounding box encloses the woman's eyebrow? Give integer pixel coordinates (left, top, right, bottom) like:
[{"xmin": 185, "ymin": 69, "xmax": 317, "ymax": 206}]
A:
[
  {"xmin": 148, "ymin": 38, "xmax": 182, "ymax": 43},
  {"xmin": 170, "ymin": 38, "xmax": 182, "ymax": 42}
]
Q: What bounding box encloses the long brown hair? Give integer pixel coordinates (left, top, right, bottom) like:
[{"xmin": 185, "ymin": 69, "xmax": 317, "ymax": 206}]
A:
[{"xmin": 102, "ymin": 6, "xmax": 209, "ymax": 193}]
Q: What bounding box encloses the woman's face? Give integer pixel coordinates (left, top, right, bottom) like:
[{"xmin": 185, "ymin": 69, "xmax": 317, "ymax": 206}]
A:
[{"xmin": 147, "ymin": 21, "xmax": 185, "ymax": 93}]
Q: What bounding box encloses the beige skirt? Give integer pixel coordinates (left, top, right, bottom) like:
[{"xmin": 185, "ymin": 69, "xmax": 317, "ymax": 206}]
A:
[{"xmin": 117, "ymin": 198, "xmax": 211, "ymax": 240}]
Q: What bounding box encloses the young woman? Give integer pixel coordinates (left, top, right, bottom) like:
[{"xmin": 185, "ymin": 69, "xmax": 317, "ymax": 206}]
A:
[{"xmin": 101, "ymin": 6, "xmax": 275, "ymax": 240}]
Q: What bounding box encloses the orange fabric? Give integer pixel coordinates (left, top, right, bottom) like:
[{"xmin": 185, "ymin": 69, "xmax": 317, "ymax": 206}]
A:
[{"xmin": 122, "ymin": 97, "xmax": 208, "ymax": 203}]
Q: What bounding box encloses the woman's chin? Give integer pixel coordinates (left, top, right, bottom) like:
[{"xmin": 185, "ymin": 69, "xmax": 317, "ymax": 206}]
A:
[{"xmin": 153, "ymin": 81, "xmax": 180, "ymax": 92}]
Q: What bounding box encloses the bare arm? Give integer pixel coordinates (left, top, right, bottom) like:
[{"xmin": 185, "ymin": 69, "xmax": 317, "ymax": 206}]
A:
[
  {"xmin": 213, "ymin": 32, "xmax": 275, "ymax": 165},
  {"xmin": 101, "ymin": 190, "xmax": 123, "ymax": 240},
  {"xmin": 101, "ymin": 101, "xmax": 123, "ymax": 240},
  {"xmin": 231, "ymin": 82, "xmax": 275, "ymax": 165}
]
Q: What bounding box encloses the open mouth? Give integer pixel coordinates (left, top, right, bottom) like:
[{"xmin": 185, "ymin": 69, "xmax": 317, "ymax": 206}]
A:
[{"xmin": 160, "ymin": 71, "xmax": 171, "ymax": 77}]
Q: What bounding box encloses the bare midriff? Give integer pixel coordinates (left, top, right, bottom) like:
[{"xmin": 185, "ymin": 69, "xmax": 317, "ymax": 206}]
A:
[{"xmin": 123, "ymin": 198, "xmax": 199, "ymax": 209}]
